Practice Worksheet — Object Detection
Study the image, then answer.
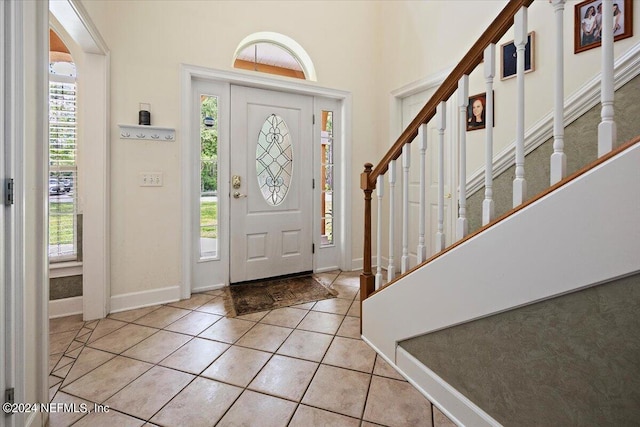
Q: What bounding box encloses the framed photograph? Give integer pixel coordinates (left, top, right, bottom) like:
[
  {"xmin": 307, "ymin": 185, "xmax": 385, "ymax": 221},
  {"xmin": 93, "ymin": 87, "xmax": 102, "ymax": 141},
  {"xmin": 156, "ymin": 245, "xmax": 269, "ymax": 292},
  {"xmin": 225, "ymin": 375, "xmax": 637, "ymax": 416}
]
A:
[
  {"xmin": 466, "ymin": 92, "xmax": 494, "ymax": 132},
  {"xmin": 501, "ymin": 31, "xmax": 535, "ymax": 80},
  {"xmin": 574, "ymin": 0, "xmax": 633, "ymax": 54}
]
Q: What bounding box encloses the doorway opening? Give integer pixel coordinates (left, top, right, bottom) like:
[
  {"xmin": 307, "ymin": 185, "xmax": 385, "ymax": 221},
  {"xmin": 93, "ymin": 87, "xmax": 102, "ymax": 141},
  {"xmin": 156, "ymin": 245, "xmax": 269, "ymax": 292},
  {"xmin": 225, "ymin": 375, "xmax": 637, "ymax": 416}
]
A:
[
  {"xmin": 49, "ymin": 1, "xmax": 110, "ymax": 321},
  {"xmin": 48, "ymin": 29, "xmax": 82, "ymax": 304}
]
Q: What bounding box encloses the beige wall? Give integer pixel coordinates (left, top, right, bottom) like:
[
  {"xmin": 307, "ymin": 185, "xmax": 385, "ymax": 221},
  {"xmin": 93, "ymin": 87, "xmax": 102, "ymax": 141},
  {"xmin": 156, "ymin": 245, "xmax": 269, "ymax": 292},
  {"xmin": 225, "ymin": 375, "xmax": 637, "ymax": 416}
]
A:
[{"xmin": 81, "ymin": 0, "xmax": 380, "ymax": 295}]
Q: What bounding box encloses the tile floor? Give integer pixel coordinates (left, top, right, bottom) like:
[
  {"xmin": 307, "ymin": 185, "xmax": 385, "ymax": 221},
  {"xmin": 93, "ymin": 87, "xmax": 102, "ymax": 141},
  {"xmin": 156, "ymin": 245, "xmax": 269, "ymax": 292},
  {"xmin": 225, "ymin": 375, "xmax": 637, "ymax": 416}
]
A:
[{"xmin": 48, "ymin": 270, "xmax": 457, "ymax": 427}]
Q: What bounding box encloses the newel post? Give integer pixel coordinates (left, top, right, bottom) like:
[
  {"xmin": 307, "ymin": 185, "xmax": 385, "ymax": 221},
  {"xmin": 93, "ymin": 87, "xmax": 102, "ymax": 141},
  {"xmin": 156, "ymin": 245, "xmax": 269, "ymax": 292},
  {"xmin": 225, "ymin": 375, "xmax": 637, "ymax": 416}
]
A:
[{"xmin": 360, "ymin": 163, "xmax": 375, "ymax": 303}]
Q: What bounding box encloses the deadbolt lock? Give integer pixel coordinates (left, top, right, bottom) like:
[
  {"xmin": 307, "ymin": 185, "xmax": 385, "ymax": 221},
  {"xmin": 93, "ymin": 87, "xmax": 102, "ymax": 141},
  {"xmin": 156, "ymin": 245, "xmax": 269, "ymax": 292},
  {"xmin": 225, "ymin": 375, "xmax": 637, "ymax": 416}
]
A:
[{"xmin": 232, "ymin": 175, "xmax": 241, "ymax": 189}]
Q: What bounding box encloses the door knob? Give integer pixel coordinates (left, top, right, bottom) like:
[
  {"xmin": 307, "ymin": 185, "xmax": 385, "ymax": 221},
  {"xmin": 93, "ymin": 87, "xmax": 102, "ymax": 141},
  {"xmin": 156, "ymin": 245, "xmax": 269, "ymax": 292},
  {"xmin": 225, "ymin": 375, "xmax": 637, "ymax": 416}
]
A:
[
  {"xmin": 233, "ymin": 191, "xmax": 247, "ymax": 199},
  {"xmin": 445, "ymin": 192, "xmax": 451, "ymax": 199}
]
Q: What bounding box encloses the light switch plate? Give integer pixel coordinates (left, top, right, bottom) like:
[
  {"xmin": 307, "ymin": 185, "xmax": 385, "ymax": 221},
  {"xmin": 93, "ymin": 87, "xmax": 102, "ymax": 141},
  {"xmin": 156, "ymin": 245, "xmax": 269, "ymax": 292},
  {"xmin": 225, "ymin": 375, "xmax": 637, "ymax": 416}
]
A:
[{"xmin": 139, "ymin": 172, "xmax": 163, "ymax": 187}]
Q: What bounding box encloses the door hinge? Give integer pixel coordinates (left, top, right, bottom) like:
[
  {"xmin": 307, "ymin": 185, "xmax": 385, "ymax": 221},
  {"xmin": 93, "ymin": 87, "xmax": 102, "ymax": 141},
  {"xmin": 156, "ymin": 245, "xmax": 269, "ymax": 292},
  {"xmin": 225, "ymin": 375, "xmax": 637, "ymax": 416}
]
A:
[
  {"xmin": 312, "ymin": 114, "xmax": 315, "ymax": 125},
  {"xmin": 5, "ymin": 178, "xmax": 14, "ymax": 206},
  {"xmin": 312, "ymin": 179, "xmax": 315, "ymax": 189},
  {"xmin": 5, "ymin": 388, "xmax": 14, "ymax": 405},
  {"xmin": 312, "ymin": 243, "xmax": 315, "ymax": 254}
]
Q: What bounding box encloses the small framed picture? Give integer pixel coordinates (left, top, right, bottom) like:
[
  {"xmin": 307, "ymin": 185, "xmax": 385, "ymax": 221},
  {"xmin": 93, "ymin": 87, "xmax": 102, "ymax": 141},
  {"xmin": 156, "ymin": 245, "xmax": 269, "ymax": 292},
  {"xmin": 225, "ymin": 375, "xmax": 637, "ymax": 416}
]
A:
[
  {"xmin": 574, "ymin": 0, "xmax": 633, "ymax": 54},
  {"xmin": 466, "ymin": 92, "xmax": 494, "ymax": 132},
  {"xmin": 501, "ymin": 31, "xmax": 535, "ymax": 80}
]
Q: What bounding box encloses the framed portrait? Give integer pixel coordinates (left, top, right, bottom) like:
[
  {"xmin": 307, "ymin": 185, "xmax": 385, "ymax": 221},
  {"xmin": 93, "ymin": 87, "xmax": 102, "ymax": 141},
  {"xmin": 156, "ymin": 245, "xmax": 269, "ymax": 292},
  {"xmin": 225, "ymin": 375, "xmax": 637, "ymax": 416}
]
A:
[
  {"xmin": 501, "ymin": 31, "xmax": 535, "ymax": 80},
  {"xmin": 466, "ymin": 92, "xmax": 494, "ymax": 132},
  {"xmin": 574, "ymin": 0, "xmax": 633, "ymax": 54}
]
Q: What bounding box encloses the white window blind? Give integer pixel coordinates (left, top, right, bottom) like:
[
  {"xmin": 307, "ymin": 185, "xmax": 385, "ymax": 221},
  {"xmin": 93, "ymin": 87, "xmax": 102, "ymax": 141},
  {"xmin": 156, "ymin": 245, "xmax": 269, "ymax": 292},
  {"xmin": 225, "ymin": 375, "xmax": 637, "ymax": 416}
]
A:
[
  {"xmin": 49, "ymin": 81, "xmax": 77, "ymax": 167},
  {"xmin": 49, "ymin": 78, "xmax": 78, "ymax": 261}
]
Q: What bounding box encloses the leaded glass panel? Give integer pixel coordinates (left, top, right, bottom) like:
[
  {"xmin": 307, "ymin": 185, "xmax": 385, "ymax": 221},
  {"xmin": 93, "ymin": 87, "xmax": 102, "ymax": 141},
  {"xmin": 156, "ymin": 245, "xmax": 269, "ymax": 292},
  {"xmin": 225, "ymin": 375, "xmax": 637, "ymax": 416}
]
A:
[
  {"xmin": 320, "ymin": 110, "xmax": 334, "ymax": 246},
  {"xmin": 256, "ymin": 114, "xmax": 293, "ymax": 206}
]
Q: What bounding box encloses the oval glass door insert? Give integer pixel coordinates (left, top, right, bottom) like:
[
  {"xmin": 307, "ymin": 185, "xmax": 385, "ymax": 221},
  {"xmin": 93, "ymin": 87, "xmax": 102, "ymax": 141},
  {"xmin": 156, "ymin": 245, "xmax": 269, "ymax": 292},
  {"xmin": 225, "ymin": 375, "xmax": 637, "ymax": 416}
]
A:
[{"xmin": 256, "ymin": 114, "xmax": 293, "ymax": 206}]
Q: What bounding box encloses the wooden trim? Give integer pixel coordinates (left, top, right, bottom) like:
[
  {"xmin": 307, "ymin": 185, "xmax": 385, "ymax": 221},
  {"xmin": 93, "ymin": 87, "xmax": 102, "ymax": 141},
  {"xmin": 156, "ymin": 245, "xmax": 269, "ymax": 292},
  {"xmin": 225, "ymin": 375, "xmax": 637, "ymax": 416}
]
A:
[
  {"xmin": 368, "ymin": 0, "xmax": 534, "ymax": 186},
  {"xmin": 369, "ymin": 135, "xmax": 640, "ymax": 297},
  {"xmin": 360, "ymin": 163, "xmax": 374, "ymax": 332},
  {"xmin": 233, "ymin": 59, "xmax": 305, "ymax": 79}
]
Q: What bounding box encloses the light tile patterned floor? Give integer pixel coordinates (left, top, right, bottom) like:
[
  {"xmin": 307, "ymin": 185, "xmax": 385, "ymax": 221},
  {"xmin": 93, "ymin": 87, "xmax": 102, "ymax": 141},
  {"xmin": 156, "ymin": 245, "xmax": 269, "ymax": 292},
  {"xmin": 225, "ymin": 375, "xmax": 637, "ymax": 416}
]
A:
[{"xmin": 49, "ymin": 270, "xmax": 457, "ymax": 427}]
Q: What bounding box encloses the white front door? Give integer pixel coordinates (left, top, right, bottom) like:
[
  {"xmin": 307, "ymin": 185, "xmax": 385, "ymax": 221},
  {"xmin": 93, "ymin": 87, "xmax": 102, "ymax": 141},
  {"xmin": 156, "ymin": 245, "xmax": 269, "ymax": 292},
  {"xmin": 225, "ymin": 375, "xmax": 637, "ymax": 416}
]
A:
[
  {"xmin": 401, "ymin": 90, "xmax": 455, "ymax": 259},
  {"xmin": 230, "ymin": 86, "xmax": 313, "ymax": 283}
]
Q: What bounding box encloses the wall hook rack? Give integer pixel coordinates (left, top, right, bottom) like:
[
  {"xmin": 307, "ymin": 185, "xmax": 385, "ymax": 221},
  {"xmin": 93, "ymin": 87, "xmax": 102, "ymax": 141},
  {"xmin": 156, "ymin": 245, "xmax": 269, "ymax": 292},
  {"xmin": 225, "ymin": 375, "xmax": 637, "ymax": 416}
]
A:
[{"xmin": 118, "ymin": 124, "xmax": 175, "ymax": 141}]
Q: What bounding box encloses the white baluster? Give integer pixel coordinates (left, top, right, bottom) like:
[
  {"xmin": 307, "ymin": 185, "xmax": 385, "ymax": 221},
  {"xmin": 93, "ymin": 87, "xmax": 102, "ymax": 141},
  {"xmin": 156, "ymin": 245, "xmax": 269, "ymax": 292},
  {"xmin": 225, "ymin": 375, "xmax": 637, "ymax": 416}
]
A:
[
  {"xmin": 435, "ymin": 102, "xmax": 446, "ymax": 252},
  {"xmin": 417, "ymin": 124, "xmax": 428, "ymax": 263},
  {"xmin": 457, "ymin": 75, "xmax": 469, "ymax": 240},
  {"xmin": 387, "ymin": 160, "xmax": 396, "ymax": 281},
  {"xmin": 401, "ymin": 145, "xmax": 410, "ymax": 274},
  {"xmin": 550, "ymin": 0, "xmax": 567, "ymax": 184},
  {"xmin": 598, "ymin": 0, "xmax": 617, "ymax": 156},
  {"xmin": 513, "ymin": 6, "xmax": 528, "ymax": 207},
  {"xmin": 375, "ymin": 174, "xmax": 384, "ymax": 289},
  {"xmin": 483, "ymin": 44, "xmax": 496, "ymax": 225}
]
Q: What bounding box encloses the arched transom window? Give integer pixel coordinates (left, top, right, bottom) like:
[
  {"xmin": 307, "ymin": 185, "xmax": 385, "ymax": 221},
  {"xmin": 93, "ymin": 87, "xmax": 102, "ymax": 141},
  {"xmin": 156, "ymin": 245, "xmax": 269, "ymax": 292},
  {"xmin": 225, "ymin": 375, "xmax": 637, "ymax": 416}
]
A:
[{"xmin": 233, "ymin": 32, "xmax": 317, "ymax": 81}]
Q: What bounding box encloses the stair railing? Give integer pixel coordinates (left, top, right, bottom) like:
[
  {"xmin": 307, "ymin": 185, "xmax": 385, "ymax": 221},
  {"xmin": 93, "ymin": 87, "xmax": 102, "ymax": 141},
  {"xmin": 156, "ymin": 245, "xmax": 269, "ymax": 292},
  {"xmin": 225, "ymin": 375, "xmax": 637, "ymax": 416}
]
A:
[{"xmin": 360, "ymin": 0, "xmax": 620, "ymax": 302}]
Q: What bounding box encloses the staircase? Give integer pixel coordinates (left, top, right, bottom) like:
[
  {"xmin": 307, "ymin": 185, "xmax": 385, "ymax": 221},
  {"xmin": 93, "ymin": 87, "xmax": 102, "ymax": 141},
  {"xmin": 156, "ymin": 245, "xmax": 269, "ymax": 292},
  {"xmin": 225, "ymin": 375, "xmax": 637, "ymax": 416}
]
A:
[{"xmin": 358, "ymin": 1, "xmax": 640, "ymax": 426}]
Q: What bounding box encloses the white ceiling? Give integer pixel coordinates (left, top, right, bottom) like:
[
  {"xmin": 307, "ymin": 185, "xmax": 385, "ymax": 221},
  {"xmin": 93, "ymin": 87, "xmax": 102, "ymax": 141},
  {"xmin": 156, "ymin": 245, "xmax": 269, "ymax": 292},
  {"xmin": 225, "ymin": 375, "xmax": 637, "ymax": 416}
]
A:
[{"xmin": 236, "ymin": 43, "xmax": 303, "ymax": 72}]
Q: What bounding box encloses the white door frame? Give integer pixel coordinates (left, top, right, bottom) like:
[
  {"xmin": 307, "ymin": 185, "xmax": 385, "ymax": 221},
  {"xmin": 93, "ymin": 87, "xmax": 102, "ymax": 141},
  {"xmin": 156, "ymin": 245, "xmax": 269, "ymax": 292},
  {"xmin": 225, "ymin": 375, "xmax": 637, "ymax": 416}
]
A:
[
  {"xmin": 1, "ymin": 2, "xmax": 16, "ymax": 424},
  {"xmin": 4, "ymin": 0, "xmax": 49, "ymax": 424},
  {"xmin": 49, "ymin": 0, "xmax": 110, "ymax": 320},
  {"xmin": 181, "ymin": 65, "xmax": 352, "ymax": 300},
  {"xmin": 390, "ymin": 68, "xmax": 458, "ymax": 255}
]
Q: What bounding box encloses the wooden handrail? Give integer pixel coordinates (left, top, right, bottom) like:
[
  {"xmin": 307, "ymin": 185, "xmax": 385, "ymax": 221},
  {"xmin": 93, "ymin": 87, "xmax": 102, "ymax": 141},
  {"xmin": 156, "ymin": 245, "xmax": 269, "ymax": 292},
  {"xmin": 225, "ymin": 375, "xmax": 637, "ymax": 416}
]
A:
[{"xmin": 366, "ymin": 0, "xmax": 534, "ymax": 189}]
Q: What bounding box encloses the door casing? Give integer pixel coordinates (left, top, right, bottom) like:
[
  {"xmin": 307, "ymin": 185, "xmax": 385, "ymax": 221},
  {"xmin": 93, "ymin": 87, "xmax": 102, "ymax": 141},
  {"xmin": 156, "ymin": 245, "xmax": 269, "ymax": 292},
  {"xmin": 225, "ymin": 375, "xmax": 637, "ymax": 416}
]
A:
[
  {"xmin": 49, "ymin": 0, "xmax": 110, "ymax": 321},
  {"xmin": 181, "ymin": 66, "xmax": 353, "ymax": 299},
  {"xmin": 391, "ymin": 70, "xmax": 458, "ymax": 267}
]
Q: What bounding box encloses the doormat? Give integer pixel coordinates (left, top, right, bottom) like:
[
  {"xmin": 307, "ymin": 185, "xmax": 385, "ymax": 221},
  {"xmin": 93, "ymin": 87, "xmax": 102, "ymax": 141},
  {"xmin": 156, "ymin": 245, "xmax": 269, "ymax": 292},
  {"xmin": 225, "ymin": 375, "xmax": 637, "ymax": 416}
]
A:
[{"xmin": 229, "ymin": 275, "xmax": 338, "ymax": 316}]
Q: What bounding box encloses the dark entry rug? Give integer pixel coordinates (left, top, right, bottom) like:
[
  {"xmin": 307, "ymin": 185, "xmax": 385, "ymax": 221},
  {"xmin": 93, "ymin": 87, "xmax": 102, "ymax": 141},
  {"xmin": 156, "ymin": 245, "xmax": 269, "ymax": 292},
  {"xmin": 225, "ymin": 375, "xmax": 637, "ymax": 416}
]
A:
[{"xmin": 229, "ymin": 275, "xmax": 337, "ymax": 316}]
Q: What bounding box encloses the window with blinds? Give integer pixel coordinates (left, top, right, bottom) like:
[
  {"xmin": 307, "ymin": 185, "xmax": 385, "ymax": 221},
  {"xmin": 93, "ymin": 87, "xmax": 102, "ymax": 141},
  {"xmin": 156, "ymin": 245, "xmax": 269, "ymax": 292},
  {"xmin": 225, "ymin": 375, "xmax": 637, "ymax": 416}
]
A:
[{"xmin": 49, "ymin": 76, "xmax": 78, "ymax": 261}]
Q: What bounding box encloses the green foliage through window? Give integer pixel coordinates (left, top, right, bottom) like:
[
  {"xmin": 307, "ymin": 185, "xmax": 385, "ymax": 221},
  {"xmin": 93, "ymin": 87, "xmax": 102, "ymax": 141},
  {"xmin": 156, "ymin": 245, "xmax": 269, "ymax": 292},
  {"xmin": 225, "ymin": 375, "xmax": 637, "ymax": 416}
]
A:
[{"xmin": 200, "ymin": 95, "xmax": 218, "ymax": 194}]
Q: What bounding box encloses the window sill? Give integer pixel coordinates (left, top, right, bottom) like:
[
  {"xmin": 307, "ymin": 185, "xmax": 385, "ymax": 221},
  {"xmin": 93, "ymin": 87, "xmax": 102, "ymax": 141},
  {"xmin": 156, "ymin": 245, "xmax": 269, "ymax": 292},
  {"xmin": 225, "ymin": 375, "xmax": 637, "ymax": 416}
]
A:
[{"xmin": 49, "ymin": 261, "xmax": 83, "ymax": 279}]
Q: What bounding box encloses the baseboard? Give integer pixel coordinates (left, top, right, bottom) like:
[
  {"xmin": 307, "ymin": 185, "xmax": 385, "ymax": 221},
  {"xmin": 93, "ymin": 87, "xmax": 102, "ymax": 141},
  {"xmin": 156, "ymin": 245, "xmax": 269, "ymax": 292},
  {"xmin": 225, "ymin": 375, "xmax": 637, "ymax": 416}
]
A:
[
  {"xmin": 110, "ymin": 285, "xmax": 181, "ymax": 313},
  {"xmin": 467, "ymin": 41, "xmax": 640, "ymax": 197},
  {"xmin": 361, "ymin": 334, "xmax": 406, "ymax": 379},
  {"xmin": 396, "ymin": 347, "xmax": 501, "ymax": 427},
  {"xmin": 25, "ymin": 411, "xmax": 40, "ymax": 427},
  {"xmin": 314, "ymin": 265, "xmax": 341, "ymax": 274},
  {"xmin": 353, "ymin": 257, "xmax": 391, "ymax": 273},
  {"xmin": 351, "ymin": 258, "xmax": 363, "ymax": 271},
  {"xmin": 48, "ymin": 296, "xmax": 83, "ymax": 319},
  {"xmin": 361, "ymin": 334, "xmax": 483, "ymax": 427},
  {"xmin": 191, "ymin": 282, "xmax": 226, "ymax": 294}
]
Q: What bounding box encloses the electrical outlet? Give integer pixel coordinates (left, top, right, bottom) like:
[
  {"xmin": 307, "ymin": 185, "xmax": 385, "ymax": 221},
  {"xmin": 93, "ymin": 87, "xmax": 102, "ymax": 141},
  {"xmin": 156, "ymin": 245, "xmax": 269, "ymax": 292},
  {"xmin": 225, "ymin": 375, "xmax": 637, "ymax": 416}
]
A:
[{"xmin": 139, "ymin": 172, "xmax": 163, "ymax": 187}]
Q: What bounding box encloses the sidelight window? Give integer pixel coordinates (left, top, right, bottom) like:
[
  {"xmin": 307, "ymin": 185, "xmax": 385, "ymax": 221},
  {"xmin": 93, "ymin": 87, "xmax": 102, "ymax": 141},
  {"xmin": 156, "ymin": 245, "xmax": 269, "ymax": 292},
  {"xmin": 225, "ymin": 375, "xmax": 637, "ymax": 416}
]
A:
[
  {"xmin": 199, "ymin": 94, "xmax": 219, "ymax": 259},
  {"xmin": 320, "ymin": 110, "xmax": 334, "ymax": 246}
]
